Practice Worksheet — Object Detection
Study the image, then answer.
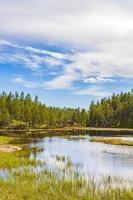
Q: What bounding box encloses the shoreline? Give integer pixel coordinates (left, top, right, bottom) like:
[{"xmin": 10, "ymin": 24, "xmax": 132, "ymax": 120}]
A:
[
  {"xmin": 50, "ymin": 127, "xmax": 133, "ymax": 132},
  {"xmin": 0, "ymin": 127, "xmax": 133, "ymax": 132}
]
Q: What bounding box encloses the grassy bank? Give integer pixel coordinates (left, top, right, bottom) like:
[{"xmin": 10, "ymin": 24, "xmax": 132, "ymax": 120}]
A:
[
  {"xmin": 0, "ymin": 136, "xmax": 42, "ymax": 168},
  {"xmin": 51, "ymin": 127, "xmax": 133, "ymax": 133},
  {"xmin": 90, "ymin": 138, "xmax": 133, "ymax": 146},
  {"xmin": 0, "ymin": 151, "xmax": 41, "ymax": 168},
  {"xmin": 0, "ymin": 167, "xmax": 133, "ymax": 199},
  {"xmin": 1, "ymin": 127, "xmax": 133, "ymax": 139},
  {"xmin": 0, "ymin": 136, "xmax": 14, "ymax": 144},
  {"xmin": 1, "ymin": 127, "xmax": 133, "ymax": 132}
]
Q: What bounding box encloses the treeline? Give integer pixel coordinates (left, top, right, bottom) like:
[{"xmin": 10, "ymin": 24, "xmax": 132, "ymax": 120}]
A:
[
  {"xmin": 0, "ymin": 90, "xmax": 133, "ymax": 129},
  {"xmin": 88, "ymin": 90, "xmax": 133, "ymax": 128},
  {"xmin": 0, "ymin": 92, "xmax": 88, "ymax": 128}
]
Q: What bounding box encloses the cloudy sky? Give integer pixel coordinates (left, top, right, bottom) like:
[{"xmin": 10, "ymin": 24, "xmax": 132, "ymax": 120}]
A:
[{"xmin": 0, "ymin": 0, "xmax": 133, "ymax": 108}]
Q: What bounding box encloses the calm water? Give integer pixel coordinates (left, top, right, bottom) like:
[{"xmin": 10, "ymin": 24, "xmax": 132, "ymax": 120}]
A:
[{"xmin": 24, "ymin": 133, "xmax": 133, "ymax": 180}]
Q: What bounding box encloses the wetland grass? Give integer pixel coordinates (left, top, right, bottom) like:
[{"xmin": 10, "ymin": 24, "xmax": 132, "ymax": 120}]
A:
[
  {"xmin": 0, "ymin": 136, "xmax": 14, "ymax": 144},
  {"xmin": 1, "ymin": 135, "xmax": 133, "ymax": 199},
  {"xmin": 90, "ymin": 138, "xmax": 133, "ymax": 146},
  {"xmin": 0, "ymin": 151, "xmax": 42, "ymax": 169},
  {"xmin": 0, "ymin": 167, "xmax": 133, "ymax": 200},
  {"xmin": 0, "ymin": 136, "xmax": 42, "ymax": 168}
]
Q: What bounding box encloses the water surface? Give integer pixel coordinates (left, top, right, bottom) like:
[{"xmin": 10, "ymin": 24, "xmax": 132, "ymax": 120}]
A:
[{"xmin": 24, "ymin": 132, "xmax": 133, "ymax": 180}]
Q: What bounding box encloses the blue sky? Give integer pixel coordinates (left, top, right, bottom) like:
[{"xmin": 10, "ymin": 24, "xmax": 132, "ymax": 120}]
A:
[{"xmin": 0, "ymin": 0, "xmax": 133, "ymax": 108}]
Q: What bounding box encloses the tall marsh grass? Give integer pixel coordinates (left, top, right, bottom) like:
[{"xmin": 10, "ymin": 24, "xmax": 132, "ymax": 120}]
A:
[
  {"xmin": 0, "ymin": 155, "xmax": 133, "ymax": 200},
  {"xmin": 0, "ymin": 136, "xmax": 133, "ymax": 199}
]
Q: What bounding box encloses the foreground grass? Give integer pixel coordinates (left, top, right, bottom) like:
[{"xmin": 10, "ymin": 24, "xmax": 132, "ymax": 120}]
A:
[
  {"xmin": 0, "ymin": 169, "xmax": 133, "ymax": 200},
  {"xmin": 90, "ymin": 137, "xmax": 133, "ymax": 146},
  {"xmin": 1, "ymin": 135, "xmax": 133, "ymax": 199}
]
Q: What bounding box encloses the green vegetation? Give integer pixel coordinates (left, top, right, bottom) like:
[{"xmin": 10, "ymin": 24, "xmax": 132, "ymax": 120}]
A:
[
  {"xmin": 88, "ymin": 90, "xmax": 133, "ymax": 128},
  {"xmin": 0, "ymin": 91, "xmax": 88, "ymax": 129},
  {"xmin": 1, "ymin": 89, "xmax": 133, "ymax": 199},
  {"xmin": 63, "ymin": 135, "xmax": 90, "ymax": 140},
  {"xmin": 0, "ymin": 136, "xmax": 42, "ymax": 168},
  {"xmin": 0, "ymin": 136, "xmax": 14, "ymax": 144},
  {"xmin": 1, "ymin": 90, "xmax": 133, "ymax": 130},
  {"xmin": 0, "ymin": 163, "xmax": 133, "ymax": 199},
  {"xmin": 91, "ymin": 138, "xmax": 133, "ymax": 146},
  {"xmin": 0, "ymin": 151, "xmax": 41, "ymax": 168},
  {"xmin": 0, "ymin": 135, "xmax": 133, "ymax": 199}
]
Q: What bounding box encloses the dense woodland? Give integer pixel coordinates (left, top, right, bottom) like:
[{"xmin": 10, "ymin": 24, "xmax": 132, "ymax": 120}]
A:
[
  {"xmin": 89, "ymin": 90, "xmax": 133, "ymax": 128},
  {"xmin": 0, "ymin": 90, "xmax": 133, "ymax": 128},
  {"xmin": 0, "ymin": 92, "xmax": 88, "ymax": 128}
]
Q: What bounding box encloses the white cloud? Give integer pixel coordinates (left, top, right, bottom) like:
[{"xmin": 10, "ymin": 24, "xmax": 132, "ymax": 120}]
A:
[
  {"xmin": 13, "ymin": 77, "xmax": 40, "ymax": 88},
  {"xmin": 66, "ymin": 51, "xmax": 133, "ymax": 80},
  {"xmin": 0, "ymin": 38, "xmax": 65, "ymax": 60},
  {"xmin": 13, "ymin": 77, "xmax": 24, "ymax": 84},
  {"xmin": 84, "ymin": 77, "xmax": 115, "ymax": 84},
  {"xmin": 1, "ymin": 38, "xmax": 133, "ymax": 94},
  {"xmin": 24, "ymin": 46, "xmax": 66, "ymax": 60},
  {"xmin": 0, "ymin": 39, "xmax": 15, "ymax": 46},
  {"xmin": 75, "ymin": 87, "xmax": 112, "ymax": 97},
  {"xmin": 1, "ymin": 0, "xmax": 133, "ymax": 46},
  {"xmin": 13, "ymin": 75, "xmax": 76, "ymax": 90},
  {"xmin": 1, "ymin": 0, "xmax": 133, "ymax": 87},
  {"xmin": 0, "ymin": 53, "xmax": 41, "ymax": 70},
  {"xmin": 0, "ymin": 40, "xmax": 64, "ymax": 72},
  {"xmin": 45, "ymin": 73, "xmax": 79, "ymax": 89}
]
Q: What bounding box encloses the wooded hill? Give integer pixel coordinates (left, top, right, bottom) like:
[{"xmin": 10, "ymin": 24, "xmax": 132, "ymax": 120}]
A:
[
  {"xmin": 0, "ymin": 92, "xmax": 88, "ymax": 128},
  {"xmin": 0, "ymin": 90, "xmax": 133, "ymax": 128}
]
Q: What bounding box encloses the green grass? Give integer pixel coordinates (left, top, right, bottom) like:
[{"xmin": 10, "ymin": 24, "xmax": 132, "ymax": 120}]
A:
[
  {"xmin": 90, "ymin": 138, "xmax": 133, "ymax": 146},
  {"xmin": 0, "ymin": 136, "xmax": 42, "ymax": 168},
  {"xmin": 0, "ymin": 168, "xmax": 133, "ymax": 200},
  {"xmin": 63, "ymin": 135, "xmax": 89, "ymax": 140},
  {"xmin": 0, "ymin": 136, "xmax": 14, "ymax": 144},
  {"xmin": 0, "ymin": 151, "xmax": 42, "ymax": 168},
  {"xmin": 0, "ymin": 150, "xmax": 133, "ymax": 200},
  {"xmin": 1, "ymin": 135, "xmax": 133, "ymax": 199}
]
